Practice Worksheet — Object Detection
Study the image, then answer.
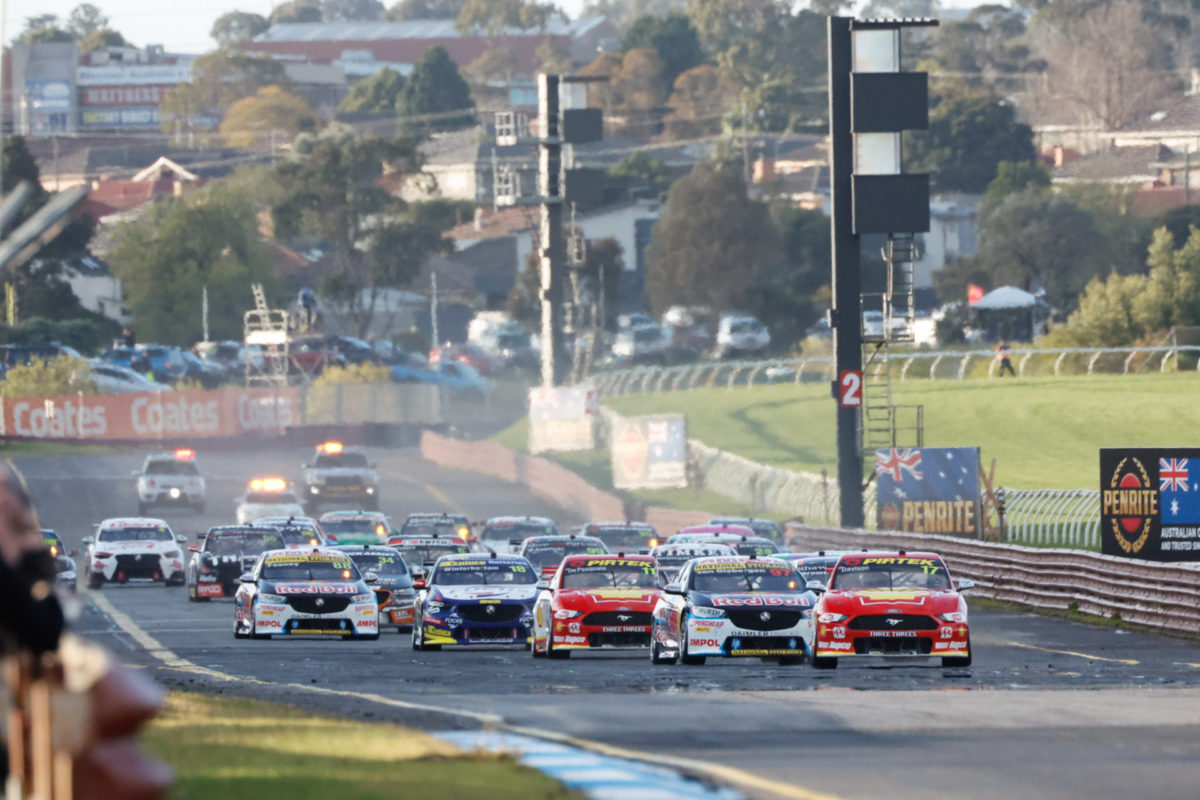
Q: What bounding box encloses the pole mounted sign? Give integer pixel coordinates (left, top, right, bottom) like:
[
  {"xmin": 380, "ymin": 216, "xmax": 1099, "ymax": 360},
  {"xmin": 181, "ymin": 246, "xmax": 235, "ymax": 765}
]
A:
[
  {"xmin": 837, "ymin": 370, "xmax": 863, "ymax": 407},
  {"xmin": 1100, "ymin": 448, "xmax": 1200, "ymax": 560}
]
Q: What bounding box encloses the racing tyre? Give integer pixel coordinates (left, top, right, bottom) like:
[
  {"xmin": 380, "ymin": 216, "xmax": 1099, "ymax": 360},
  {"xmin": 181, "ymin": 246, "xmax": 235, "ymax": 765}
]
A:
[
  {"xmin": 86, "ymin": 574, "xmax": 102, "ymax": 590},
  {"xmin": 166, "ymin": 575, "xmax": 185, "ymax": 587},
  {"xmin": 547, "ymin": 635, "xmax": 570, "ymax": 660},
  {"xmin": 679, "ymin": 614, "xmax": 705, "ymax": 666},
  {"xmin": 942, "ymin": 636, "xmax": 972, "ymax": 668},
  {"xmin": 412, "ymin": 623, "xmax": 441, "ymax": 652},
  {"xmin": 532, "ymin": 635, "xmax": 546, "ymax": 658},
  {"xmin": 137, "ymin": 501, "xmax": 147, "ymax": 515},
  {"xmin": 811, "ymin": 655, "xmax": 838, "ymax": 669},
  {"xmin": 187, "ymin": 583, "xmax": 210, "ymax": 603},
  {"xmin": 234, "ymin": 619, "xmax": 248, "ymax": 640},
  {"xmin": 650, "ymin": 632, "xmax": 675, "ymax": 665}
]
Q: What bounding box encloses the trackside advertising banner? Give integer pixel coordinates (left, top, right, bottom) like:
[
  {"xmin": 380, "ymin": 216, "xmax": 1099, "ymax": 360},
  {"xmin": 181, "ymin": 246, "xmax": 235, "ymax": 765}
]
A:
[
  {"xmin": 1101, "ymin": 448, "xmax": 1200, "ymax": 561},
  {"xmin": 528, "ymin": 386, "xmax": 597, "ymax": 454},
  {"xmin": 0, "ymin": 387, "xmax": 299, "ymax": 441},
  {"xmin": 875, "ymin": 447, "xmax": 982, "ymax": 537},
  {"xmin": 611, "ymin": 413, "xmax": 688, "ymax": 490}
]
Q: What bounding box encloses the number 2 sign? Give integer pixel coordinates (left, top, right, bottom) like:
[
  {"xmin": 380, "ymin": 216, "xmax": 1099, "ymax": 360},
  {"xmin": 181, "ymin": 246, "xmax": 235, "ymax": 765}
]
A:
[{"xmin": 838, "ymin": 370, "xmax": 862, "ymax": 407}]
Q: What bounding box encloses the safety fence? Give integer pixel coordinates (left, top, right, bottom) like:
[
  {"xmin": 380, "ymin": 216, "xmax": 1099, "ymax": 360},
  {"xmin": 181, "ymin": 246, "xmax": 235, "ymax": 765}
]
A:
[
  {"xmin": 1002, "ymin": 489, "xmax": 1100, "ymax": 550},
  {"xmin": 786, "ymin": 524, "xmax": 1200, "ymax": 634},
  {"xmin": 591, "ymin": 345, "xmax": 1200, "ymax": 397}
]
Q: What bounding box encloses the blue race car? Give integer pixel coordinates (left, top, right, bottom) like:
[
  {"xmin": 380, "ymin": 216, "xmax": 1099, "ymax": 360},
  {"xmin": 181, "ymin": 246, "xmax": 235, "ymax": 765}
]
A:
[{"xmin": 412, "ymin": 552, "xmax": 538, "ymax": 650}]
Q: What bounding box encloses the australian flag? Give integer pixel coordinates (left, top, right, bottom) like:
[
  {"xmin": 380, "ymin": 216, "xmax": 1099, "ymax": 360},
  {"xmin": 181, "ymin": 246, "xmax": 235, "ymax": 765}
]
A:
[
  {"xmin": 1159, "ymin": 457, "xmax": 1200, "ymax": 525},
  {"xmin": 875, "ymin": 447, "xmax": 979, "ymax": 505}
]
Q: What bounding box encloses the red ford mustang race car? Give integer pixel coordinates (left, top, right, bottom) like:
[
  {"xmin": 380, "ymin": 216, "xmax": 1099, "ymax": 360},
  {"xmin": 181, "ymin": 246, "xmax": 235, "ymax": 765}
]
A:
[
  {"xmin": 812, "ymin": 551, "xmax": 974, "ymax": 669},
  {"xmin": 531, "ymin": 554, "xmax": 661, "ymax": 659}
]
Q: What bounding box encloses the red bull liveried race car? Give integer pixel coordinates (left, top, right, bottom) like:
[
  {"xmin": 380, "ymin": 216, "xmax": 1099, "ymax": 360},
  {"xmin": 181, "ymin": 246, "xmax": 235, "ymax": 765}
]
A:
[
  {"xmin": 811, "ymin": 551, "xmax": 974, "ymax": 669},
  {"xmin": 531, "ymin": 554, "xmax": 661, "ymax": 658}
]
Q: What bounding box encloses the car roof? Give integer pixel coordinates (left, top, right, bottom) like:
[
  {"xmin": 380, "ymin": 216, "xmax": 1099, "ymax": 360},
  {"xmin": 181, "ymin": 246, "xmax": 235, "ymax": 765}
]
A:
[
  {"xmin": 320, "ymin": 511, "xmax": 385, "ymax": 520},
  {"xmin": 652, "ymin": 542, "xmax": 736, "ymax": 555},
  {"xmin": 484, "ymin": 516, "xmax": 554, "ymax": 524},
  {"xmin": 205, "ymin": 526, "xmax": 277, "ymax": 536},
  {"xmin": 332, "ymin": 544, "xmax": 404, "ymax": 556},
  {"xmin": 587, "ymin": 521, "xmax": 656, "ymax": 530},
  {"xmin": 521, "ymin": 535, "xmax": 604, "ymax": 547},
  {"xmin": 405, "ymin": 512, "xmax": 468, "ymax": 521},
  {"xmin": 561, "ymin": 552, "xmax": 654, "ymax": 564},
  {"xmin": 436, "ymin": 552, "xmax": 525, "ymax": 564},
  {"xmin": 677, "ymin": 524, "xmax": 756, "ymax": 536},
  {"xmin": 835, "ymin": 551, "xmax": 945, "ymax": 562},
  {"xmin": 389, "ymin": 535, "xmax": 465, "ymax": 544},
  {"xmin": 99, "ymin": 517, "xmax": 170, "ymax": 529},
  {"xmin": 688, "ymin": 555, "xmax": 790, "ymax": 567}
]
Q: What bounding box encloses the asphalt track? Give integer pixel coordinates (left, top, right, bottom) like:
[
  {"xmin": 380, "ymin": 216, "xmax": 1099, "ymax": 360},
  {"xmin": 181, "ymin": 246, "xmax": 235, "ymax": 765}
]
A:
[{"xmin": 22, "ymin": 446, "xmax": 1200, "ymax": 800}]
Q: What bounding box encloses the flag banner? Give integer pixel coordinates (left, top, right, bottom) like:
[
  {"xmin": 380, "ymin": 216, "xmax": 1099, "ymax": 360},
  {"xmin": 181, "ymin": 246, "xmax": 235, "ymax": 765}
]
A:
[
  {"xmin": 875, "ymin": 447, "xmax": 982, "ymax": 537},
  {"xmin": 1101, "ymin": 448, "xmax": 1200, "ymax": 561},
  {"xmin": 612, "ymin": 413, "xmax": 687, "ymax": 490},
  {"xmin": 968, "ymin": 284, "xmax": 985, "ymax": 305}
]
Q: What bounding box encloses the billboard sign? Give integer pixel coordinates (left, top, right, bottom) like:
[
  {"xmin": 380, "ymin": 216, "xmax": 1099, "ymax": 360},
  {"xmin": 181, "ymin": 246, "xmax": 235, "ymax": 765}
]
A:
[
  {"xmin": 1100, "ymin": 448, "xmax": 1200, "ymax": 561},
  {"xmin": 80, "ymin": 107, "xmax": 161, "ymax": 128},
  {"xmin": 25, "ymin": 80, "xmax": 72, "ymax": 111},
  {"xmin": 76, "ymin": 63, "xmax": 193, "ymax": 87},
  {"xmin": 81, "ymin": 85, "xmax": 164, "ymax": 106},
  {"xmin": 528, "ymin": 386, "xmax": 596, "ymax": 454},
  {"xmin": 875, "ymin": 447, "xmax": 981, "ymax": 537},
  {"xmin": 611, "ymin": 414, "xmax": 687, "ymax": 490}
]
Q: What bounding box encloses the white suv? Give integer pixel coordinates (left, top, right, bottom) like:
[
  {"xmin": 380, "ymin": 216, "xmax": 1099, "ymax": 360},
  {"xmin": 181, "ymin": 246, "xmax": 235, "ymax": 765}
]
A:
[
  {"xmin": 714, "ymin": 315, "xmax": 770, "ymax": 359},
  {"xmin": 134, "ymin": 449, "xmax": 206, "ymax": 514}
]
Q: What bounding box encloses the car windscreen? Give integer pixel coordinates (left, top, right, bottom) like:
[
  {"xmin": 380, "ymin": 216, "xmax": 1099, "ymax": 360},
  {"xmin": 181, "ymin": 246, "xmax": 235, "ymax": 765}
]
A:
[
  {"xmin": 322, "ymin": 519, "xmax": 385, "ymax": 535},
  {"xmin": 652, "ymin": 546, "xmax": 731, "ymax": 567},
  {"xmin": 589, "ymin": 527, "xmax": 656, "ymax": 550},
  {"xmin": 314, "ymin": 453, "xmax": 369, "ymax": 469},
  {"xmin": 347, "ymin": 552, "xmax": 411, "ymax": 583},
  {"xmin": 245, "ymin": 492, "xmax": 299, "ymax": 505},
  {"xmin": 99, "ymin": 527, "xmax": 173, "ymax": 543},
  {"xmin": 789, "ymin": 558, "xmax": 838, "ymax": 581},
  {"xmin": 480, "ymin": 522, "xmax": 556, "ymax": 542},
  {"xmin": 206, "ymin": 532, "xmax": 283, "ymax": 556},
  {"xmin": 711, "ymin": 519, "xmax": 784, "ymax": 541},
  {"xmin": 401, "ymin": 521, "xmax": 460, "ymax": 538},
  {"xmin": 689, "ymin": 562, "xmax": 804, "ymax": 593},
  {"xmin": 732, "ymin": 540, "xmax": 781, "ymax": 556},
  {"xmin": 261, "ymin": 554, "xmax": 359, "ymax": 581},
  {"xmin": 393, "ymin": 543, "xmax": 470, "ymax": 565},
  {"xmin": 432, "ymin": 560, "xmax": 536, "ymax": 586},
  {"xmin": 560, "ymin": 559, "xmax": 658, "ymax": 589},
  {"xmin": 145, "ymin": 460, "xmax": 199, "ymax": 476},
  {"xmin": 829, "ymin": 556, "xmax": 951, "ymax": 591},
  {"xmin": 523, "ymin": 541, "xmax": 607, "ymax": 569},
  {"xmin": 277, "ymin": 527, "xmax": 322, "ymax": 546}
]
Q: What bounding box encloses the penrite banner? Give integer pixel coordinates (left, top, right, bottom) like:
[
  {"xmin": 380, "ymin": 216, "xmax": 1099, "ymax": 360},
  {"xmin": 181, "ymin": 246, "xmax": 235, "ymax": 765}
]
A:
[
  {"xmin": 875, "ymin": 447, "xmax": 982, "ymax": 537},
  {"xmin": 528, "ymin": 386, "xmax": 597, "ymax": 454},
  {"xmin": 611, "ymin": 413, "xmax": 687, "ymax": 490},
  {"xmin": 1100, "ymin": 448, "xmax": 1200, "ymax": 561}
]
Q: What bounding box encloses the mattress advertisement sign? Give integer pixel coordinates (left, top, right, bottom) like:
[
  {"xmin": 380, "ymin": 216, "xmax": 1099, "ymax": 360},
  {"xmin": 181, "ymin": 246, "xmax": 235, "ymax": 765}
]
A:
[
  {"xmin": 875, "ymin": 447, "xmax": 982, "ymax": 537},
  {"xmin": 1100, "ymin": 448, "xmax": 1200, "ymax": 561}
]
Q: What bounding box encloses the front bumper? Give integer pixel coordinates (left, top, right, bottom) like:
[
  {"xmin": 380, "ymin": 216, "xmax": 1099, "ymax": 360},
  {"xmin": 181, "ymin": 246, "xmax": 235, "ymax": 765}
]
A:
[
  {"xmin": 377, "ymin": 589, "xmax": 416, "ymax": 628},
  {"xmin": 252, "ymin": 600, "xmax": 379, "ymax": 637},
  {"xmin": 422, "ymin": 603, "xmax": 533, "ymax": 645},
  {"xmin": 551, "ymin": 613, "xmax": 653, "ymax": 649},
  {"xmin": 305, "ymin": 484, "xmax": 377, "ymax": 501},
  {"xmin": 91, "ymin": 553, "xmax": 183, "ymax": 583},
  {"xmin": 139, "ymin": 489, "xmax": 204, "ymax": 505},
  {"xmin": 683, "ymin": 614, "xmax": 813, "ymax": 658},
  {"xmin": 815, "ymin": 620, "xmax": 969, "ymax": 658}
]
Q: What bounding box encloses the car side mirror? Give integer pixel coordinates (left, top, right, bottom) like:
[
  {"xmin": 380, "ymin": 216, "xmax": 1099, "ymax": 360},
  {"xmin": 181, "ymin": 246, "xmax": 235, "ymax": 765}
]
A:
[
  {"xmin": 957, "ymin": 578, "xmax": 975, "ymax": 592},
  {"xmin": 663, "ymin": 583, "xmax": 683, "ymax": 595},
  {"xmin": 239, "ymin": 573, "xmax": 255, "ymax": 584},
  {"xmin": 188, "ymin": 545, "xmax": 199, "ymax": 553},
  {"xmin": 805, "ymin": 580, "xmax": 826, "ymax": 594},
  {"xmin": 364, "ymin": 572, "xmax": 379, "ymax": 584},
  {"xmin": 536, "ymin": 580, "xmax": 549, "ymax": 591},
  {"xmin": 176, "ymin": 535, "xmax": 188, "ymax": 544},
  {"xmin": 82, "ymin": 536, "xmax": 94, "ymax": 546}
]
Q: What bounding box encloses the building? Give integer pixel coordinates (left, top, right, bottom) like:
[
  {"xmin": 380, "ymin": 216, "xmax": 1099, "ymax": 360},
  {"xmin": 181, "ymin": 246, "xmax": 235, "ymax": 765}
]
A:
[{"xmin": 59, "ymin": 255, "xmax": 128, "ymax": 323}]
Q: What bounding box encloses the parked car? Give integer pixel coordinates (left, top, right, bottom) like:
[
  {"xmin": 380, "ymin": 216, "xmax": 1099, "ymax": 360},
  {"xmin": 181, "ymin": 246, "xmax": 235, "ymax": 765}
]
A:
[
  {"xmin": 714, "ymin": 315, "xmax": 770, "ymax": 359},
  {"xmin": 611, "ymin": 325, "xmax": 670, "ymax": 365},
  {"xmin": 429, "ymin": 342, "xmax": 501, "ymax": 377},
  {"xmin": 0, "ymin": 342, "xmax": 85, "ymax": 378},
  {"xmin": 138, "ymin": 345, "xmax": 188, "ymax": 383},
  {"xmin": 179, "ymin": 352, "xmax": 226, "ymax": 388},
  {"xmin": 327, "ymin": 335, "xmax": 380, "ymax": 365},
  {"xmin": 618, "ymin": 312, "xmax": 657, "ymax": 330},
  {"xmin": 290, "ymin": 335, "xmax": 344, "ymax": 376},
  {"xmin": 495, "ymin": 330, "xmax": 539, "ymax": 371},
  {"xmin": 88, "ymin": 361, "xmax": 169, "ymax": 394}
]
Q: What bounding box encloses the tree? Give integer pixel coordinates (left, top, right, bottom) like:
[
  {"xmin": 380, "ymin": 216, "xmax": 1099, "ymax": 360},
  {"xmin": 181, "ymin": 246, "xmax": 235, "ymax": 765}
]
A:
[
  {"xmin": 583, "ymin": 0, "xmax": 689, "ymax": 31},
  {"xmin": 455, "ymin": 0, "xmax": 559, "ymax": 33},
  {"xmin": 535, "ymin": 37, "xmax": 573, "ymax": 73},
  {"xmin": 584, "ymin": 237, "xmax": 625, "ymax": 327},
  {"xmin": 622, "ymin": 12, "xmax": 705, "ymax": 90},
  {"xmin": 322, "ymin": 0, "xmax": 384, "ymax": 21},
  {"xmin": 109, "ymin": 187, "xmax": 274, "ymax": 345},
  {"xmin": 611, "ymin": 48, "xmax": 669, "ymax": 111},
  {"xmin": 464, "ymin": 48, "xmax": 520, "ymax": 85},
  {"xmin": 645, "ymin": 161, "xmax": 781, "ymax": 314},
  {"xmin": 396, "ymin": 46, "xmax": 474, "ymax": 132},
  {"xmin": 271, "ymin": 137, "xmax": 451, "ymax": 336},
  {"xmin": 385, "ymin": 0, "xmax": 466, "ymax": 20},
  {"xmin": 905, "ymin": 84, "xmax": 1035, "ymax": 193},
  {"xmin": 220, "ymin": 86, "xmax": 317, "ymax": 146},
  {"xmin": 609, "ymin": 152, "xmax": 673, "ymax": 198},
  {"xmin": 663, "ymin": 64, "xmax": 739, "ymax": 139},
  {"xmin": 270, "ymin": 0, "xmax": 322, "ymax": 24},
  {"xmin": 66, "ymin": 4, "xmax": 108, "ymax": 37},
  {"xmin": 78, "ymin": 29, "xmax": 127, "ymax": 50},
  {"xmin": 742, "ymin": 205, "xmax": 830, "ymax": 342},
  {"xmin": 160, "ymin": 51, "xmax": 289, "ymax": 135},
  {"xmin": 18, "ymin": 15, "xmax": 73, "ymax": 43},
  {"xmin": 211, "ymin": 11, "xmax": 270, "ymax": 47},
  {"xmin": 339, "ymin": 67, "xmax": 406, "ymax": 113}
]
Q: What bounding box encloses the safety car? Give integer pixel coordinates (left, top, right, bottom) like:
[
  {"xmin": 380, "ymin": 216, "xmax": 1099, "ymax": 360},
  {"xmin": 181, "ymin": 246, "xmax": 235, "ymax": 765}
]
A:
[
  {"xmin": 650, "ymin": 555, "xmax": 817, "ymax": 666},
  {"xmin": 42, "ymin": 529, "xmax": 77, "ymax": 591},
  {"xmin": 400, "ymin": 512, "xmax": 473, "ymax": 544},
  {"xmin": 776, "ymin": 551, "xmax": 846, "ymax": 590},
  {"xmin": 477, "ymin": 516, "xmax": 558, "ymax": 554},
  {"xmin": 518, "ymin": 534, "xmax": 608, "ymax": 579},
  {"xmin": 573, "ymin": 521, "xmax": 661, "ymax": 553},
  {"xmin": 386, "ymin": 534, "xmax": 472, "ymax": 585},
  {"xmin": 412, "ymin": 553, "xmax": 538, "ymax": 650},
  {"xmin": 531, "ymin": 554, "xmax": 661, "ymax": 658},
  {"xmin": 812, "ymin": 551, "xmax": 973, "ymax": 669},
  {"xmin": 668, "ymin": 525, "xmax": 782, "ymax": 556},
  {"xmin": 319, "ymin": 510, "xmax": 391, "ymax": 545},
  {"xmin": 649, "ymin": 542, "xmax": 736, "ymax": 583},
  {"xmin": 186, "ymin": 526, "xmax": 285, "ymax": 601},
  {"xmin": 333, "ymin": 544, "xmax": 416, "ymax": 631},
  {"xmin": 236, "ymin": 478, "xmax": 305, "ymax": 524},
  {"xmin": 133, "ymin": 448, "xmax": 206, "ymax": 514},
  {"xmin": 302, "ymin": 441, "xmax": 380, "ymax": 512},
  {"xmin": 234, "ymin": 547, "xmax": 379, "ymax": 640},
  {"xmin": 83, "ymin": 518, "xmax": 187, "ymax": 588},
  {"xmin": 708, "ymin": 517, "xmax": 786, "ymax": 544}
]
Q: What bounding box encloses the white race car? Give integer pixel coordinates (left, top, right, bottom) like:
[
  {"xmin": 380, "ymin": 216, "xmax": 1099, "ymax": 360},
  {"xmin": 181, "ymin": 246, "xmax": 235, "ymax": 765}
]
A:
[
  {"xmin": 133, "ymin": 448, "xmax": 206, "ymax": 514},
  {"xmin": 236, "ymin": 478, "xmax": 305, "ymax": 525},
  {"xmin": 83, "ymin": 517, "xmax": 187, "ymax": 588}
]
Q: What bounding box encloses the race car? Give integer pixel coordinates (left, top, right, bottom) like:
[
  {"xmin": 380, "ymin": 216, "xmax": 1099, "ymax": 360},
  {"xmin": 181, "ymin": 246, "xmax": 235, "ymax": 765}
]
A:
[
  {"xmin": 333, "ymin": 544, "xmax": 416, "ymax": 631},
  {"xmin": 531, "ymin": 554, "xmax": 661, "ymax": 658},
  {"xmin": 650, "ymin": 555, "xmax": 817, "ymax": 666},
  {"xmin": 812, "ymin": 551, "xmax": 974, "ymax": 669},
  {"xmin": 251, "ymin": 515, "xmax": 328, "ymax": 547},
  {"xmin": 776, "ymin": 551, "xmax": 847, "ymax": 590},
  {"xmin": 234, "ymin": 547, "xmax": 379, "ymax": 640},
  {"xmin": 399, "ymin": 512, "xmax": 473, "ymax": 544},
  {"xmin": 708, "ymin": 517, "xmax": 785, "ymax": 544},
  {"xmin": 573, "ymin": 521, "xmax": 661, "ymax": 553},
  {"xmin": 476, "ymin": 516, "xmax": 558, "ymax": 554},
  {"xmin": 518, "ymin": 534, "xmax": 609, "ymax": 579},
  {"xmin": 133, "ymin": 448, "xmax": 206, "ymax": 514},
  {"xmin": 386, "ymin": 534, "xmax": 472, "ymax": 585},
  {"xmin": 412, "ymin": 553, "xmax": 538, "ymax": 650},
  {"xmin": 302, "ymin": 441, "xmax": 380, "ymax": 512},
  {"xmin": 42, "ymin": 529, "xmax": 77, "ymax": 591},
  {"xmin": 83, "ymin": 518, "xmax": 187, "ymax": 589},
  {"xmin": 667, "ymin": 525, "xmax": 782, "ymax": 556},
  {"xmin": 318, "ymin": 510, "xmax": 391, "ymax": 545},
  {"xmin": 236, "ymin": 478, "xmax": 305, "ymax": 525},
  {"xmin": 186, "ymin": 525, "xmax": 286, "ymax": 601},
  {"xmin": 649, "ymin": 541, "xmax": 737, "ymax": 583}
]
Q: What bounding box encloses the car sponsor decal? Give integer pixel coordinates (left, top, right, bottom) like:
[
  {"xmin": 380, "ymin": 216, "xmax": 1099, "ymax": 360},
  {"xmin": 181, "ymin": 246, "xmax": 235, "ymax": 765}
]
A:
[
  {"xmin": 264, "ymin": 553, "xmax": 349, "ymax": 565},
  {"xmin": 728, "ymin": 648, "xmax": 802, "ymax": 656},
  {"xmin": 847, "ymin": 589, "xmax": 933, "ymax": 603},
  {"xmin": 566, "ymin": 588, "xmax": 656, "ymax": 600},
  {"xmin": 196, "ymin": 583, "xmax": 224, "ymax": 597},
  {"xmin": 710, "ymin": 594, "xmax": 810, "ymax": 607},
  {"xmin": 271, "ymin": 583, "xmax": 360, "ymax": 594}
]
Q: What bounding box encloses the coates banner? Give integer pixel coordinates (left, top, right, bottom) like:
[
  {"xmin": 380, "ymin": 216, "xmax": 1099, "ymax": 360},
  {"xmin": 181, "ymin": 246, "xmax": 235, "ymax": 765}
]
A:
[
  {"xmin": 527, "ymin": 386, "xmax": 597, "ymax": 454},
  {"xmin": 611, "ymin": 414, "xmax": 687, "ymax": 491},
  {"xmin": 0, "ymin": 387, "xmax": 299, "ymax": 441},
  {"xmin": 875, "ymin": 447, "xmax": 981, "ymax": 537},
  {"xmin": 1101, "ymin": 448, "xmax": 1200, "ymax": 561}
]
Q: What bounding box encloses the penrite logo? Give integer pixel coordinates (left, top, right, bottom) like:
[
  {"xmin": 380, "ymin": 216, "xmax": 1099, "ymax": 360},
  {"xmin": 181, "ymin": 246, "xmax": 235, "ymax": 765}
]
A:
[{"xmin": 1102, "ymin": 457, "xmax": 1156, "ymax": 554}]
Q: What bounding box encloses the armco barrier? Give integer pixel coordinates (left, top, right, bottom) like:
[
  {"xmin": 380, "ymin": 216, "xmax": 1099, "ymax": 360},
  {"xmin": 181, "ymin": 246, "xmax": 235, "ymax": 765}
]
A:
[{"xmin": 787, "ymin": 524, "xmax": 1200, "ymax": 635}]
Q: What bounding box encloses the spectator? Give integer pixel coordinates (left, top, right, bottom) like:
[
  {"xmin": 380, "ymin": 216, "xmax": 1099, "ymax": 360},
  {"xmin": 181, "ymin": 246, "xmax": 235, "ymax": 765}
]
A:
[
  {"xmin": 996, "ymin": 341, "xmax": 1016, "ymax": 377},
  {"xmin": 121, "ymin": 327, "xmax": 136, "ymax": 348}
]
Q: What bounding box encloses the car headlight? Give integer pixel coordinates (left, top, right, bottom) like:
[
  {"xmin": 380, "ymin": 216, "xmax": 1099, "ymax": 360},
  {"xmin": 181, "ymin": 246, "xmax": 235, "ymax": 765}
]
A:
[
  {"xmin": 309, "ymin": 486, "xmax": 321, "ymax": 494},
  {"xmin": 59, "ymin": 571, "xmax": 76, "ymax": 581},
  {"xmin": 366, "ymin": 486, "xmax": 376, "ymax": 495},
  {"xmin": 937, "ymin": 612, "xmax": 967, "ymax": 623},
  {"xmin": 818, "ymin": 612, "xmax": 848, "ymax": 623},
  {"xmin": 690, "ymin": 606, "xmax": 726, "ymax": 619},
  {"xmin": 553, "ymin": 608, "xmax": 582, "ymax": 620},
  {"xmin": 352, "ymin": 593, "xmax": 375, "ymax": 604},
  {"xmin": 257, "ymin": 593, "xmax": 286, "ymax": 604},
  {"xmin": 169, "ymin": 488, "xmax": 181, "ymax": 499},
  {"xmin": 425, "ymin": 600, "xmax": 444, "ymax": 613}
]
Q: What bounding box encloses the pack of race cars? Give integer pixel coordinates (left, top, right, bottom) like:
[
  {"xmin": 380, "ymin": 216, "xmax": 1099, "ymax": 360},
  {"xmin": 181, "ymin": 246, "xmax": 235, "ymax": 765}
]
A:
[{"xmin": 72, "ymin": 461, "xmax": 976, "ymax": 668}]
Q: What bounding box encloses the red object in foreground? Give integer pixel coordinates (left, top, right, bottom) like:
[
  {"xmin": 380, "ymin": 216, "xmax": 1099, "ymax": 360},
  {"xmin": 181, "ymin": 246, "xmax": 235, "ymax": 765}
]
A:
[{"xmin": 967, "ymin": 284, "xmax": 985, "ymax": 305}]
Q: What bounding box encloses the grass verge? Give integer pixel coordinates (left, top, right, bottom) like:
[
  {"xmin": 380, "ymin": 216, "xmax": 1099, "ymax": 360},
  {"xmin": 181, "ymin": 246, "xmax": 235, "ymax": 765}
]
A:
[
  {"xmin": 143, "ymin": 692, "xmax": 583, "ymax": 800},
  {"xmin": 0, "ymin": 440, "xmax": 119, "ymax": 458}
]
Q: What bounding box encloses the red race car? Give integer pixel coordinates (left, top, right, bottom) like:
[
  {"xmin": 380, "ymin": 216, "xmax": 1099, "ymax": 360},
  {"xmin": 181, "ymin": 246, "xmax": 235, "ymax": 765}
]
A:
[
  {"xmin": 531, "ymin": 554, "xmax": 661, "ymax": 659},
  {"xmin": 812, "ymin": 551, "xmax": 974, "ymax": 669}
]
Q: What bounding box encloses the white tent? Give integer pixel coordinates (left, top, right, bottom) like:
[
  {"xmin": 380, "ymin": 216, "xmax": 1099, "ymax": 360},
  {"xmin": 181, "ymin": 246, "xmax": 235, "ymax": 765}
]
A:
[{"xmin": 972, "ymin": 285, "xmax": 1036, "ymax": 310}]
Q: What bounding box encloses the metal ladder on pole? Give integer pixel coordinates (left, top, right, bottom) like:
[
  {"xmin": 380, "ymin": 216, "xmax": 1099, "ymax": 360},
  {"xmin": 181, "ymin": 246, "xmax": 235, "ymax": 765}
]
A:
[{"xmin": 244, "ymin": 283, "xmax": 291, "ymax": 387}]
